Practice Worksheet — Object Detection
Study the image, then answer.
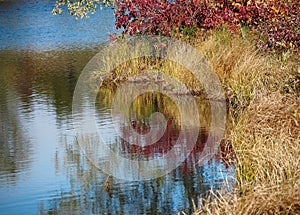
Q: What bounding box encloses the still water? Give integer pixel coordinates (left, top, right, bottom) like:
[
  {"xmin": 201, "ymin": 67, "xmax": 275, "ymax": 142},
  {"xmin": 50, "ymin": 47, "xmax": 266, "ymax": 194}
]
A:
[{"xmin": 0, "ymin": 1, "xmax": 233, "ymax": 214}]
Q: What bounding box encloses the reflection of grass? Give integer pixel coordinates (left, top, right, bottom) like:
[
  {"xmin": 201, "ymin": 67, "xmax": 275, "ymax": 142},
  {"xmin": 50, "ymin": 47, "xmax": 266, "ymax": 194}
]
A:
[
  {"xmin": 192, "ymin": 30, "xmax": 300, "ymax": 214},
  {"xmin": 96, "ymin": 88, "xmax": 213, "ymax": 130}
]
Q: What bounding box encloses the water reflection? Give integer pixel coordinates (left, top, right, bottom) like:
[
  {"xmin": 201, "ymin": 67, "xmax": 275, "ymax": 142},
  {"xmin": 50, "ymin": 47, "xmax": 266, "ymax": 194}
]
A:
[
  {"xmin": 39, "ymin": 135, "xmax": 231, "ymax": 215},
  {"xmin": 39, "ymin": 86, "xmax": 231, "ymax": 214},
  {"xmin": 0, "ymin": 48, "xmax": 233, "ymax": 214},
  {"xmin": 0, "ymin": 0, "xmax": 117, "ymax": 51},
  {"xmin": 0, "ymin": 49, "xmax": 98, "ymax": 214},
  {"xmin": 97, "ymin": 91, "xmax": 211, "ymax": 164},
  {"xmin": 0, "ymin": 73, "xmax": 31, "ymax": 185},
  {"xmin": 0, "ymin": 49, "xmax": 96, "ymax": 116}
]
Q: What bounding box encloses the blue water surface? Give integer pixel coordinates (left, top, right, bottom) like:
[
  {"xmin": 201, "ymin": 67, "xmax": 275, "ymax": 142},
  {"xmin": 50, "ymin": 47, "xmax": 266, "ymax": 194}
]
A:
[{"xmin": 0, "ymin": 0, "xmax": 117, "ymax": 50}]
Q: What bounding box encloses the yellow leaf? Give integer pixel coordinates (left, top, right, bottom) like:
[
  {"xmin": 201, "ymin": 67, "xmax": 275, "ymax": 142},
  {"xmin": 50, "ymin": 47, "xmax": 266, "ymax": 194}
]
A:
[{"xmin": 271, "ymin": 6, "xmax": 279, "ymax": 14}]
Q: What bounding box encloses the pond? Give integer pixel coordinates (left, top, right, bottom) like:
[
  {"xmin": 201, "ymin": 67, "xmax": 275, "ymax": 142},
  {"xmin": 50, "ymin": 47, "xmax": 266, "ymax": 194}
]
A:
[{"xmin": 0, "ymin": 1, "xmax": 234, "ymax": 214}]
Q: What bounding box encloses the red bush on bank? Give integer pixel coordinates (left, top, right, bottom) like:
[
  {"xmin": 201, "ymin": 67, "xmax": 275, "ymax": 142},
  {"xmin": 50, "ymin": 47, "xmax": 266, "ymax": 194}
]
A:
[{"xmin": 114, "ymin": 0, "xmax": 300, "ymax": 50}]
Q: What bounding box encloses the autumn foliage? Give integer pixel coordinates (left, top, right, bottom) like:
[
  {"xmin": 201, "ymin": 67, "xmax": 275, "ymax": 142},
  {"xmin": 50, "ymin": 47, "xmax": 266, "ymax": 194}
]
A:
[{"xmin": 114, "ymin": 0, "xmax": 300, "ymax": 50}]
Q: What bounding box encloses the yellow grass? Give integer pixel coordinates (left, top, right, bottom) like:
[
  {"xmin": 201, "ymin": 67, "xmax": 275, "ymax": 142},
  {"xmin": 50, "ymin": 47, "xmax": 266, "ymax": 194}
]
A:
[{"xmin": 192, "ymin": 29, "xmax": 300, "ymax": 215}]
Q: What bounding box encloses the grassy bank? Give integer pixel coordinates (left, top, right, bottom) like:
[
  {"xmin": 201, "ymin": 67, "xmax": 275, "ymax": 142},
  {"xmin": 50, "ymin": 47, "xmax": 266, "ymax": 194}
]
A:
[
  {"xmin": 192, "ymin": 30, "xmax": 300, "ymax": 214},
  {"xmin": 95, "ymin": 28, "xmax": 300, "ymax": 214}
]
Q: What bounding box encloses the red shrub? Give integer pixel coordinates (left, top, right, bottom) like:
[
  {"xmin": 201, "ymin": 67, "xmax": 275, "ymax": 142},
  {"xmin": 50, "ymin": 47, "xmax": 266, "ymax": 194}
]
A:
[{"xmin": 114, "ymin": 0, "xmax": 299, "ymax": 50}]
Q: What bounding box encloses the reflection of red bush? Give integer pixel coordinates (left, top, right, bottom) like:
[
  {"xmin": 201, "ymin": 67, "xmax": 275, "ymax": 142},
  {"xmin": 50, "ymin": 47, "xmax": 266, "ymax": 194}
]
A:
[
  {"xmin": 119, "ymin": 117, "xmax": 214, "ymax": 173},
  {"xmin": 120, "ymin": 118, "xmax": 179, "ymax": 155},
  {"xmin": 130, "ymin": 120, "xmax": 151, "ymax": 135}
]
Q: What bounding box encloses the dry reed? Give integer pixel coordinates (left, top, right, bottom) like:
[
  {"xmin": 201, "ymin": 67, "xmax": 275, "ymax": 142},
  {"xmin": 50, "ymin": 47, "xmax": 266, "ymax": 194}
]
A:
[{"xmin": 193, "ymin": 29, "xmax": 300, "ymax": 215}]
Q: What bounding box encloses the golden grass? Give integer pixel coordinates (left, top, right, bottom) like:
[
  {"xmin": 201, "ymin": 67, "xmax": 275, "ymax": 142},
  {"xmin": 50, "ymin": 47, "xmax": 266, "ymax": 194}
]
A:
[
  {"xmin": 192, "ymin": 29, "xmax": 300, "ymax": 215},
  {"xmin": 194, "ymin": 91, "xmax": 300, "ymax": 215},
  {"xmin": 195, "ymin": 29, "xmax": 298, "ymax": 116}
]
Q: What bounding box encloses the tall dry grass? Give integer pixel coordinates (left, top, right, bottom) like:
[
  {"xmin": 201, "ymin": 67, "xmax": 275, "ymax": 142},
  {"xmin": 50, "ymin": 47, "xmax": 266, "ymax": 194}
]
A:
[
  {"xmin": 192, "ymin": 29, "xmax": 300, "ymax": 214},
  {"xmin": 193, "ymin": 92, "xmax": 300, "ymax": 215},
  {"xmin": 196, "ymin": 28, "xmax": 298, "ymax": 116}
]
